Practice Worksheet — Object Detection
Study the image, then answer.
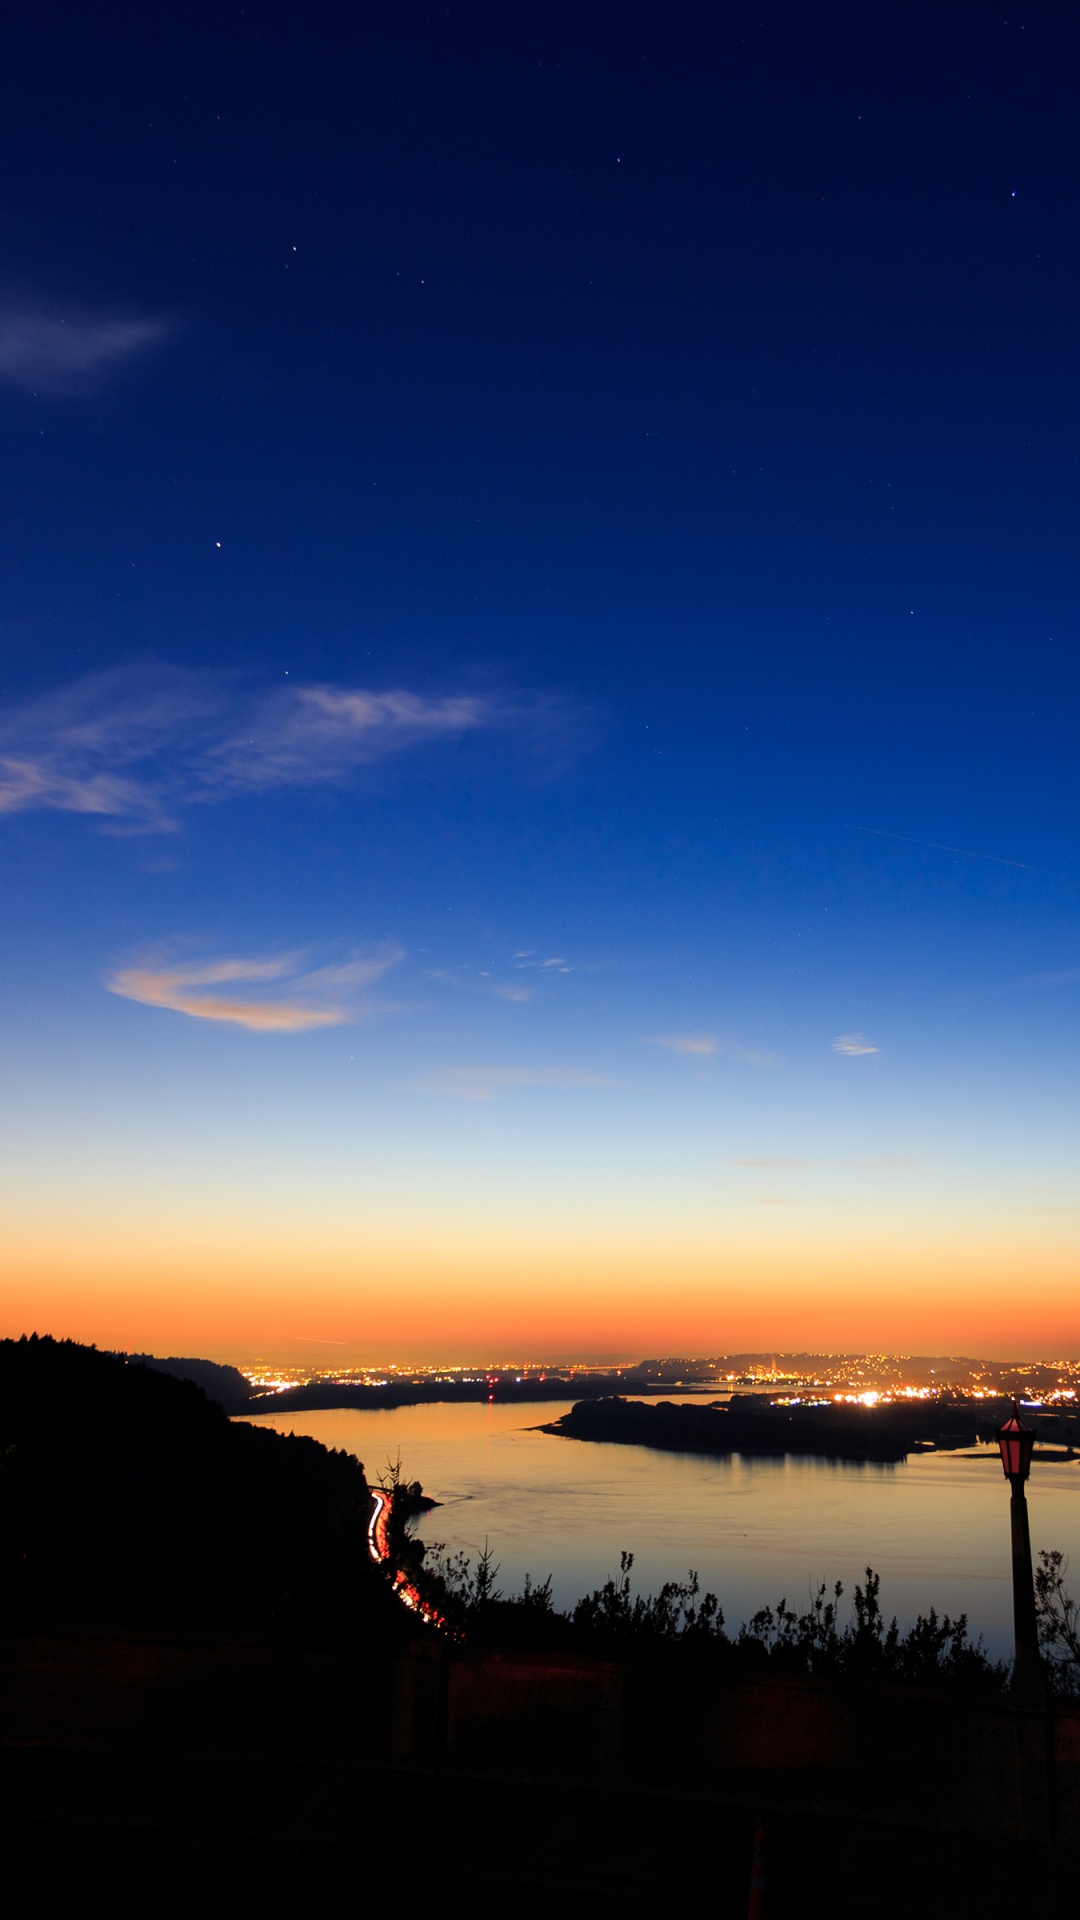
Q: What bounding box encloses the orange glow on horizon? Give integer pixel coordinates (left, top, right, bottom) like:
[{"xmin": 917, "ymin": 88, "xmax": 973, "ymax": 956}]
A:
[{"xmin": 2, "ymin": 1210, "xmax": 1077, "ymax": 1363}]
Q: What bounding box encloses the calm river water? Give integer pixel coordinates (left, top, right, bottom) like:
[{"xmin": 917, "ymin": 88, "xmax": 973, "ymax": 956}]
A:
[{"xmin": 243, "ymin": 1398, "xmax": 1080, "ymax": 1659}]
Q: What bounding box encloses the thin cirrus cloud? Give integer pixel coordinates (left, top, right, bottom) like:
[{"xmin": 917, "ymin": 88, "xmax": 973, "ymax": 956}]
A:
[
  {"xmin": 647, "ymin": 1033, "xmax": 776, "ymax": 1067},
  {"xmin": 106, "ymin": 946, "xmax": 404, "ymax": 1032},
  {"xmin": 496, "ymin": 949, "xmax": 581, "ymax": 997},
  {"xmin": 419, "ymin": 1065, "xmax": 615, "ymax": 1102},
  {"xmin": 0, "ymin": 663, "xmax": 565, "ymax": 831},
  {"xmin": 648, "ymin": 1033, "xmax": 718, "ymax": 1057},
  {"xmin": 513, "ymin": 952, "xmax": 575, "ymax": 973},
  {"xmin": 833, "ymin": 1033, "xmax": 879, "ymax": 1056},
  {"xmin": 0, "ymin": 304, "xmax": 172, "ymax": 395}
]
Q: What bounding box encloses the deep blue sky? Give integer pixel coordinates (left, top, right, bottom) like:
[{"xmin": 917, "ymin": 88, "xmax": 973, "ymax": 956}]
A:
[{"xmin": 1, "ymin": 4, "xmax": 1078, "ymax": 1358}]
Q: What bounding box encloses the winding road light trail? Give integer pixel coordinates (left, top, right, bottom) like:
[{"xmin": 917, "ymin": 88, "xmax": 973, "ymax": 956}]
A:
[
  {"xmin": 368, "ymin": 1486, "xmax": 451, "ymax": 1630},
  {"xmin": 368, "ymin": 1488, "xmax": 391, "ymax": 1564}
]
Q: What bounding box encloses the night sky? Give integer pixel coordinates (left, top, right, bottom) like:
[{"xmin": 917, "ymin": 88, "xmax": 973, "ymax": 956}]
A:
[{"xmin": 2, "ymin": 5, "xmax": 1078, "ymax": 1359}]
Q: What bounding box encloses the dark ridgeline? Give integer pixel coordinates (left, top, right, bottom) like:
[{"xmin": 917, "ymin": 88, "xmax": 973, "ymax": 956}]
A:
[
  {"xmin": 123, "ymin": 1352, "xmax": 258, "ymax": 1414},
  {"xmin": 544, "ymin": 1392, "xmax": 984, "ymax": 1462},
  {"xmin": 0, "ymin": 1335, "xmax": 405, "ymax": 1635}
]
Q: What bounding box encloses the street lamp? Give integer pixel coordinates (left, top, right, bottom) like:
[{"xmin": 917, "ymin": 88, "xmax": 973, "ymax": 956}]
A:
[{"xmin": 995, "ymin": 1401, "xmax": 1043, "ymax": 1704}]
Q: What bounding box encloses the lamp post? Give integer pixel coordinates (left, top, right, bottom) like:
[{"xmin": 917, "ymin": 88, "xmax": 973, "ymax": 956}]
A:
[{"xmin": 996, "ymin": 1401, "xmax": 1043, "ymax": 1705}]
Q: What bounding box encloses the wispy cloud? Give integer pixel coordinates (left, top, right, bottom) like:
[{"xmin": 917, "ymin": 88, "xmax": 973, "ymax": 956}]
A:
[
  {"xmin": 419, "ymin": 1064, "xmax": 614, "ymax": 1102},
  {"xmin": 208, "ymin": 686, "xmax": 495, "ymax": 796},
  {"xmin": 107, "ymin": 946, "xmax": 403, "ymax": 1032},
  {"xmin": 0, "ymin": 305, "xmax": 171, "ymax": 395},
  {"xmin": 833, "ymin": 1033, "xmax": 879, "ymax": 1056},
  {"xmin": 0, "ymin": 664, "xmax": 563, "ymax": 831},
  {"xmin": 493, "ymin": 983, "xmax": 533, "ymax": 1002},
  {"xmin": 647, "ymin": 1033, "xmax": 776, "ymax": 1067},
  {"xmin": 513, "ymin": 953, "xmax": 575, "ymax": 974},
  {"xmin": 648, "ymin": 1033, "xmax": 718, "ymax": 1057}
]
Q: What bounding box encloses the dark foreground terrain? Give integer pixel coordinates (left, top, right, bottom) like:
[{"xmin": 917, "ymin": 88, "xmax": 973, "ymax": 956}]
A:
[
  {"xmin": 3, "ymin": 1614, "xmax": 1078, "ymax": 1915},
  {"xmin": 0, "ymin": 1334, "xmax": 404, "ymax": 1634},
  {"xmin": 2, "ymin": 1335, "xmax": 1078, "ymax": 1914}
]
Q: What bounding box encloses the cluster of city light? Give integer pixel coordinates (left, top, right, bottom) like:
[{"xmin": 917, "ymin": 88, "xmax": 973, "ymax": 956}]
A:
[
  {"xmin": 241, "ymin": 1358, "xmax": 615, "ymax": 1390},
  {"xmin": 239, "ymin": 1353, "xmax": 1080, "ymax": 1405},
  {"xmin": 761, "ymin": 1382, "xmax": 1080, "ymax": 1417}
]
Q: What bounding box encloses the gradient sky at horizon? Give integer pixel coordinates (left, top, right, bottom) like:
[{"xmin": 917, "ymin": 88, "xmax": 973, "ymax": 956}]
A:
[{"xmin": 1, "ymin": 4, "xmax": 1078, "ymax": 1362}]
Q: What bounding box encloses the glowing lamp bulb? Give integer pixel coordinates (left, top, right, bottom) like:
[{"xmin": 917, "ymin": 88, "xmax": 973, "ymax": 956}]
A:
[{"xmin": 996, "ymin": 1403, "xmax": 1035, "ymax": 1484}]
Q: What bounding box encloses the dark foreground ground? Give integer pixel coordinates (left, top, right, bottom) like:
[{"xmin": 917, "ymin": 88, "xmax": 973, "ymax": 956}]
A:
[
  {"xmin": 3, "ymin": 1618, "xmax": 1078, "ymax": 1916},
  {"xmin": 3, "ymin": 1337, "xmax": 1077, "ymax": 1913}
]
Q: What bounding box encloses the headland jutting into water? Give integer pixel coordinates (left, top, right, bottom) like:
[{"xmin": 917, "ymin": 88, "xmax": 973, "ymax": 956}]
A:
[{"xmin": 540, "ymin": 1389, "xmax": 1080, "ymax": 1464}]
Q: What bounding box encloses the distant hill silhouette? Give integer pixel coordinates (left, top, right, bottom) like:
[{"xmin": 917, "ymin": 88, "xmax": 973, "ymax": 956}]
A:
[
  {"xmin": 262, "ymin": 1371, "xmax": 639, "ymax": 1412},
  {"xmin": 125, "ymin": 1351, "xmax": 256, "ymax": 1412},
  {"xmin": 0, "ymin": 1335, "xmax": 406, "ymax": 1635}
]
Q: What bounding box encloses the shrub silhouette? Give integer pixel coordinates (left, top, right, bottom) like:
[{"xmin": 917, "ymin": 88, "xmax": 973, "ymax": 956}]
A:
[
  {"xmin": 1035, "ymin": 1549, "xmax": 1080, "ymax": 1698},
  {"xmin": 416, "ymin": 1542, "xmax": 1007, "ymax": 1689}
]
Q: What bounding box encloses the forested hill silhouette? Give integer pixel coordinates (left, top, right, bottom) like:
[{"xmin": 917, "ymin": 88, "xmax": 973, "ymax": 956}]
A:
[
  {"xmin": 124, "ymin": 1351, "xmax": 256, "ymax": 1412},
  {"xmin": 0, "ymin": 1335, "xmax": 405, "ymax": 1635}
]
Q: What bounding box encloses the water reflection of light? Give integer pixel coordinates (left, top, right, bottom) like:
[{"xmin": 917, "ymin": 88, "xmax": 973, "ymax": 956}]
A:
[{"xmin": 244, "ymin": 1400, "xmax": 1080, "ymax": 1659}]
